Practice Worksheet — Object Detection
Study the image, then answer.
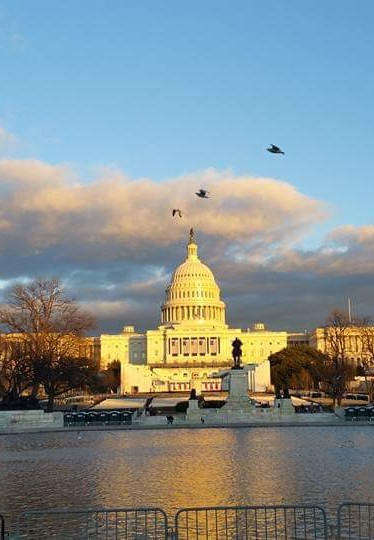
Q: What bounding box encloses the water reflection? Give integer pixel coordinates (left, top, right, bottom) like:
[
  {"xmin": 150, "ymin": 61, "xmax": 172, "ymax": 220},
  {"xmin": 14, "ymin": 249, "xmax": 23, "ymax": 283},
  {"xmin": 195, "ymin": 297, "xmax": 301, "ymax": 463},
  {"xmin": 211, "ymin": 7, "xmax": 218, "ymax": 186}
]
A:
[{"xmin": 1, "ymin": 426, "xmax": 374, "ymax": 527}]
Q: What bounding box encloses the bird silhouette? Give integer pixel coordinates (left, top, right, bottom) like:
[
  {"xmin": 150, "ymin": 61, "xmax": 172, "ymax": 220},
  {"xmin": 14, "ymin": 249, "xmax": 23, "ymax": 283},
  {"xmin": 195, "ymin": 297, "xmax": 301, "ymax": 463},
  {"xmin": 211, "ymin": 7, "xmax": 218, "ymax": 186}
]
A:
[
  {"xmin": 267, "ymin": 144, "xmax": 285, "ymax": 155},
  {"xmin": 172, "ymin": 209, "xmax": 182, "ymax": 218},
  {"xmin": 195, "ymin": 189, "xmax": 209, "ymax": 199}
]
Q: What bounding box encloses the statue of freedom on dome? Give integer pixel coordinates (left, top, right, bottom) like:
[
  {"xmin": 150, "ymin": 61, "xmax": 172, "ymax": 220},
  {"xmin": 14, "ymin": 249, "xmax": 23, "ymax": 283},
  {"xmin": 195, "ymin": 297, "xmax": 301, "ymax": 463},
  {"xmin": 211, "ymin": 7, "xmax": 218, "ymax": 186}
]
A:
[
  {"xmin": 189, "ymin": 227, "xmax": 194, "ymax": 243},
  {"xmin": 232, "ymin": 337, "xmax": 243, "ymax": 369}
]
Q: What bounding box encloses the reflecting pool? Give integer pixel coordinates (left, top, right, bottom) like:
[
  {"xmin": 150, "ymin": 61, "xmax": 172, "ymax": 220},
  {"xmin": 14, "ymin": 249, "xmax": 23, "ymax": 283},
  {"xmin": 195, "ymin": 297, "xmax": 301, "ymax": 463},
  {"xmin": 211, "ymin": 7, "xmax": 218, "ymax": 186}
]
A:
[{"xmin": 0, "ymin": 426, "xmax": 373, "ymax": 527}]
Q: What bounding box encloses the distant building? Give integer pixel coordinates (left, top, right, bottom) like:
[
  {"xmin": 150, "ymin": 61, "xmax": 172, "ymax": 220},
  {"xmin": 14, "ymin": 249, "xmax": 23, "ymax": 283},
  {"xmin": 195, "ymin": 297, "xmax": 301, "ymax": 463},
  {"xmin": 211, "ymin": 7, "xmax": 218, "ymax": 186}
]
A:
[
  {"xmin": 287, "ymin": 331, "xmax": 310, "ymax": 347},
  {"xmin": 0, "ymin": 333, "xmax": 100, "ymax": 366},
  {"xmin": 100, "ymin": 230, "xmax": 287, "ymax": 394},
  {"xmin": 309, "ymin": 326, "xmax": 371, "ymax": 365}
]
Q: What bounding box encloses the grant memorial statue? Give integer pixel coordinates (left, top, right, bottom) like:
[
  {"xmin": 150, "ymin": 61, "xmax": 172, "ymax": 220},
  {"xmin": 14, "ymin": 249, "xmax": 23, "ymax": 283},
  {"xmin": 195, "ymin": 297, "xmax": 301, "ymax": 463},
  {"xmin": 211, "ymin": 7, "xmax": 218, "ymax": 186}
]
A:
[{"xmin": 231, "ymin": 337, "xmax": 243, "ymax": 369}]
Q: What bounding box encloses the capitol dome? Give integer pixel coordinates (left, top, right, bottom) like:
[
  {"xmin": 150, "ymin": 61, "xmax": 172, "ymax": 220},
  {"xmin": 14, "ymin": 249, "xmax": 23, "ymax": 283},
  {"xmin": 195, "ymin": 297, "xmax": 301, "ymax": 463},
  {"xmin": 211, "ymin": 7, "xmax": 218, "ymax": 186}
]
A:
[{"xmin": 161, "ymin": 229, "xmax": 226, "ymax": 327}]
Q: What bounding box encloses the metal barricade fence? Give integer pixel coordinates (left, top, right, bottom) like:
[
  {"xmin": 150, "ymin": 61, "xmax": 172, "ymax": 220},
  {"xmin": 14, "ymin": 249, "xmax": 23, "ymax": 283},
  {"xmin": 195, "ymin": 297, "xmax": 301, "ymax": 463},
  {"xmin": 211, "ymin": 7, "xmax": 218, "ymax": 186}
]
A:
[
  {"xmin": 9, "ymin": 503, "xmax": 374, "ymax": 539},
  {"xmin": 17, "ymin": 507, "xmax": 168, "ymax": 540},
  {"xmin": 175, "ymin": 504, "xmax": 328, "ymax": 540},
  {"xmin": 337, "ymin": 503, "xmax": 374, "ymax": 539}
]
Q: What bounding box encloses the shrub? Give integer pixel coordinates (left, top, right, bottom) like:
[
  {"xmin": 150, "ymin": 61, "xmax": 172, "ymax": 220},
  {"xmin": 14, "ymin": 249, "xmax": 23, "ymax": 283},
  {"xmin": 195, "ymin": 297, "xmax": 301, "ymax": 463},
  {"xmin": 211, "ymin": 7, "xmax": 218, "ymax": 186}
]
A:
[{"xmin": 175, "ymin": 400, "xmax": 189, "ymax": 413}]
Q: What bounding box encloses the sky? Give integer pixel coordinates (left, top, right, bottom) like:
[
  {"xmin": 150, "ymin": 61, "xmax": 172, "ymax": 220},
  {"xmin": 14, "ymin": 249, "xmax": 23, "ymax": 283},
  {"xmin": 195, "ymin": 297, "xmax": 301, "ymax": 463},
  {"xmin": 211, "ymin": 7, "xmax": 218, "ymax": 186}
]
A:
[{"xmin": 0, "ymin": 0, "xmax": 374, "ymax": 334}]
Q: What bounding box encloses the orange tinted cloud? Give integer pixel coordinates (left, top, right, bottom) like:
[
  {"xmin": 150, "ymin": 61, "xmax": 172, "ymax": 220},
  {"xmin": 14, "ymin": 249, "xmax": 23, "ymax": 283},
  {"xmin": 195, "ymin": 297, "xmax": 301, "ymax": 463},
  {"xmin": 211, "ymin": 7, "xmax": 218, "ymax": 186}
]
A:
[{"xmin": 0, "ymin": 159, "xmax": 328, "ymax": 253}]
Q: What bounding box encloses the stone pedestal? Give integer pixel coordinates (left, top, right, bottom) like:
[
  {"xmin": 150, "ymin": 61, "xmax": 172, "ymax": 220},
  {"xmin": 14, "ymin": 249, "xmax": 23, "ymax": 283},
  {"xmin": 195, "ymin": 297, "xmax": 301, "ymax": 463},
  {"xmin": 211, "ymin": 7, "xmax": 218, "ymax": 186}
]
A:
[
  {"xmin": 186, "ymin": 399, "xmax": 202, "ymax": 422},
  {"xmin": 224, "ymin": 369, "xmax": 253, "ymax": 411},
  {"xmin": 274, "ymin": 398, "xmax": 295, "ymax": 414},
  {"xmin": 215, "ymin": 368, "xmax": 254, "ymax": 422}
]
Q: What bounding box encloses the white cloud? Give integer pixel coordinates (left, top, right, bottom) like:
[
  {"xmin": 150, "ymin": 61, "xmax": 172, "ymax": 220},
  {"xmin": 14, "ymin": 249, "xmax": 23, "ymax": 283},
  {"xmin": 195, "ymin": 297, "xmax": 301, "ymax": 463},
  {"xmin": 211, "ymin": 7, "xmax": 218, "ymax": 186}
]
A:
[
  {"xmin": 0, "ymin": 159, "xmax": 328, "ymax": 257},
  {"xmin": 328, "ymin": 224, "xmax": 374, "ymax": 247},
  {"xmin": 1, "ymin": 157, "xmax": 373, "ymax": 331}
]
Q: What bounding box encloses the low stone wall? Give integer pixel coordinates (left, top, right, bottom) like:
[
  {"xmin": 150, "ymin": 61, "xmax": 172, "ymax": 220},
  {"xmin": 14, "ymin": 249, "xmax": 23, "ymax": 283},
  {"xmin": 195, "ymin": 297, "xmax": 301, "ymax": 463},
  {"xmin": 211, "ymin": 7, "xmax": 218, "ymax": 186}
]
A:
[
  {"xmin": 198, "ymin": 407, "xmax": 339, "ymax": 425},
  {"xmin": 0, "ymin": 409, "xmax": 64, "ymax": 431}
]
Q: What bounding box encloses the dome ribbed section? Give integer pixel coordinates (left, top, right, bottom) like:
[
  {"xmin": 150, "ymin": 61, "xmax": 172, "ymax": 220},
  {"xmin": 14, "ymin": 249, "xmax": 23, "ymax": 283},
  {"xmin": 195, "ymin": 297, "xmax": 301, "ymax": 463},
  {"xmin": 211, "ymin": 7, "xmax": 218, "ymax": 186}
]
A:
[{"xmin": 161, "ymin": 230, "xmax": 226, "ymax": 327}]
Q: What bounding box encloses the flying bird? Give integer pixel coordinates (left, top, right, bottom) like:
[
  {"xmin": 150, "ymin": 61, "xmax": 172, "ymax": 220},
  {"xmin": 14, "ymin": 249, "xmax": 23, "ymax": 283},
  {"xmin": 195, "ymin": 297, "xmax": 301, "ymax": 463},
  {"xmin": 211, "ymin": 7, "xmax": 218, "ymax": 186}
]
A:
[
  {"xmin": 195, "ymin": 189, "xmax": 209, "ymax": 199},
  {"xmin": 172, "ymin": 209, "xmax": 182, "ymax": 218},
  {"xmin": 267, "ymin": 144, "xmax": 285, "ymax": 155}
]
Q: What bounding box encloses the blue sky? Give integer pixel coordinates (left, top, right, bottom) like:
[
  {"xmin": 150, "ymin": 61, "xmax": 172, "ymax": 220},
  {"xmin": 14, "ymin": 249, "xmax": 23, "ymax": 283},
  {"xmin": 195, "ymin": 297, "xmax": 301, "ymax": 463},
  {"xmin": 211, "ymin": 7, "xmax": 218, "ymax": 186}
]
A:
[{"xmin": 0, "ymin": 1, "xmax": 374, "ymax": 332}]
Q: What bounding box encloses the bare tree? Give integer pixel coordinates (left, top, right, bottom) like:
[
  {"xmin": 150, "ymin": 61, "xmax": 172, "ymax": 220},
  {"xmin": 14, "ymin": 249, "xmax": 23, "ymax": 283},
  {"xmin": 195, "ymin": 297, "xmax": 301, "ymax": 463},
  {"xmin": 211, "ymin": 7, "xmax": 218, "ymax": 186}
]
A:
[
  {"xmin": 325, "ymin": 309, "xmax": 353, "ymax": 361},
  {"xmin": 0, "ymin": 337, "xmax": 33, "ymax": 405},
  {"xmin": 98, "ymin": 360, "xmax": 121, "ymax": 394},
  {"xmin": 39, "ymin": 355, "xmax": 98, "ymax": 411},
  {"xmin": 356, "ymin": 319, "xmax": 374, "ymax": 402},
  {"xmin": 0, "ymin": 278, "xmax": 96, "ymax": 410},
  {"xmin": 323, "ymin": 309, "xmax": 358, "ymax": 405},
  {"xmin": 320, "ymin": 360, "xmax": 355, "ymax": 407}
]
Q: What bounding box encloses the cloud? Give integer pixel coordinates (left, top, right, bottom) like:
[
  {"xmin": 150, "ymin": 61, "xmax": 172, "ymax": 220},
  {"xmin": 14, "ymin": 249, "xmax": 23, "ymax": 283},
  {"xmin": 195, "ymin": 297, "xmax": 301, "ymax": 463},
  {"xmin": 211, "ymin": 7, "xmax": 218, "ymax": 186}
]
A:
[
  {"xmin": 0, "ymin": 157, "xmax": 373, "ymax": 333},
  {"xmin": 0, "ymin": 160, "xmax": 327, "ymax": 256},
  {"xmin": 260, "ymin": 224, "xmax": 374, "ymax": 277},
  {"xmin": 328, "ymin": 224, "xmax": 374, "ymax": 247}
]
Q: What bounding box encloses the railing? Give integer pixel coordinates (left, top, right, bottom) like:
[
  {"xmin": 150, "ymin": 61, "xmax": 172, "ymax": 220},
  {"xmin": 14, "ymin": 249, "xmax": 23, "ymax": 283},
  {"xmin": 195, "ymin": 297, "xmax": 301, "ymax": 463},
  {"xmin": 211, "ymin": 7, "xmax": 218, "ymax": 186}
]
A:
[
  {"xmin": 0, "ymin": 503, "xmax": 371, "ymax": 539},
  {"xmin": 337, "ymin": 502, "xmax": 374, "ymax": 539},
  {"xmin": 17, "ymin": 507, "xmax": 168, "ymax": 539},
  {"xmin": 148, "ymin": 362, "xmax": 233, "ymax": 368},
  {"xmin": 175, "ymin": 505, "xmax": 328, "ymax": 539}
]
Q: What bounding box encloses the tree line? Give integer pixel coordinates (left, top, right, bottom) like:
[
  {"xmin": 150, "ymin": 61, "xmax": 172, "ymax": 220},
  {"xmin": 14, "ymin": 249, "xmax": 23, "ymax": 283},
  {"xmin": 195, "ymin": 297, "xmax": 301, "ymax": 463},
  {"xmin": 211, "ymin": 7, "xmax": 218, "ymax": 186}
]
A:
[
  {"xmin": 270, "ymin": 310, "xmax": 374, "ymax": 405},
  {"xmin": 0, "ymin": 278, "xmax": 119, "ymax": 411}
]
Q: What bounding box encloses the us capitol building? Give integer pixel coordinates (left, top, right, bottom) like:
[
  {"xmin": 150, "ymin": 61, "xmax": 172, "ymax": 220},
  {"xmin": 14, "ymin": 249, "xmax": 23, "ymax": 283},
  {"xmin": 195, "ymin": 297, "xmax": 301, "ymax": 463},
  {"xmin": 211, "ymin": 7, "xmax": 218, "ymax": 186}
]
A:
[{"xmin": 100, "ymin": 230, "xmax": 288, "ymax": 394}]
